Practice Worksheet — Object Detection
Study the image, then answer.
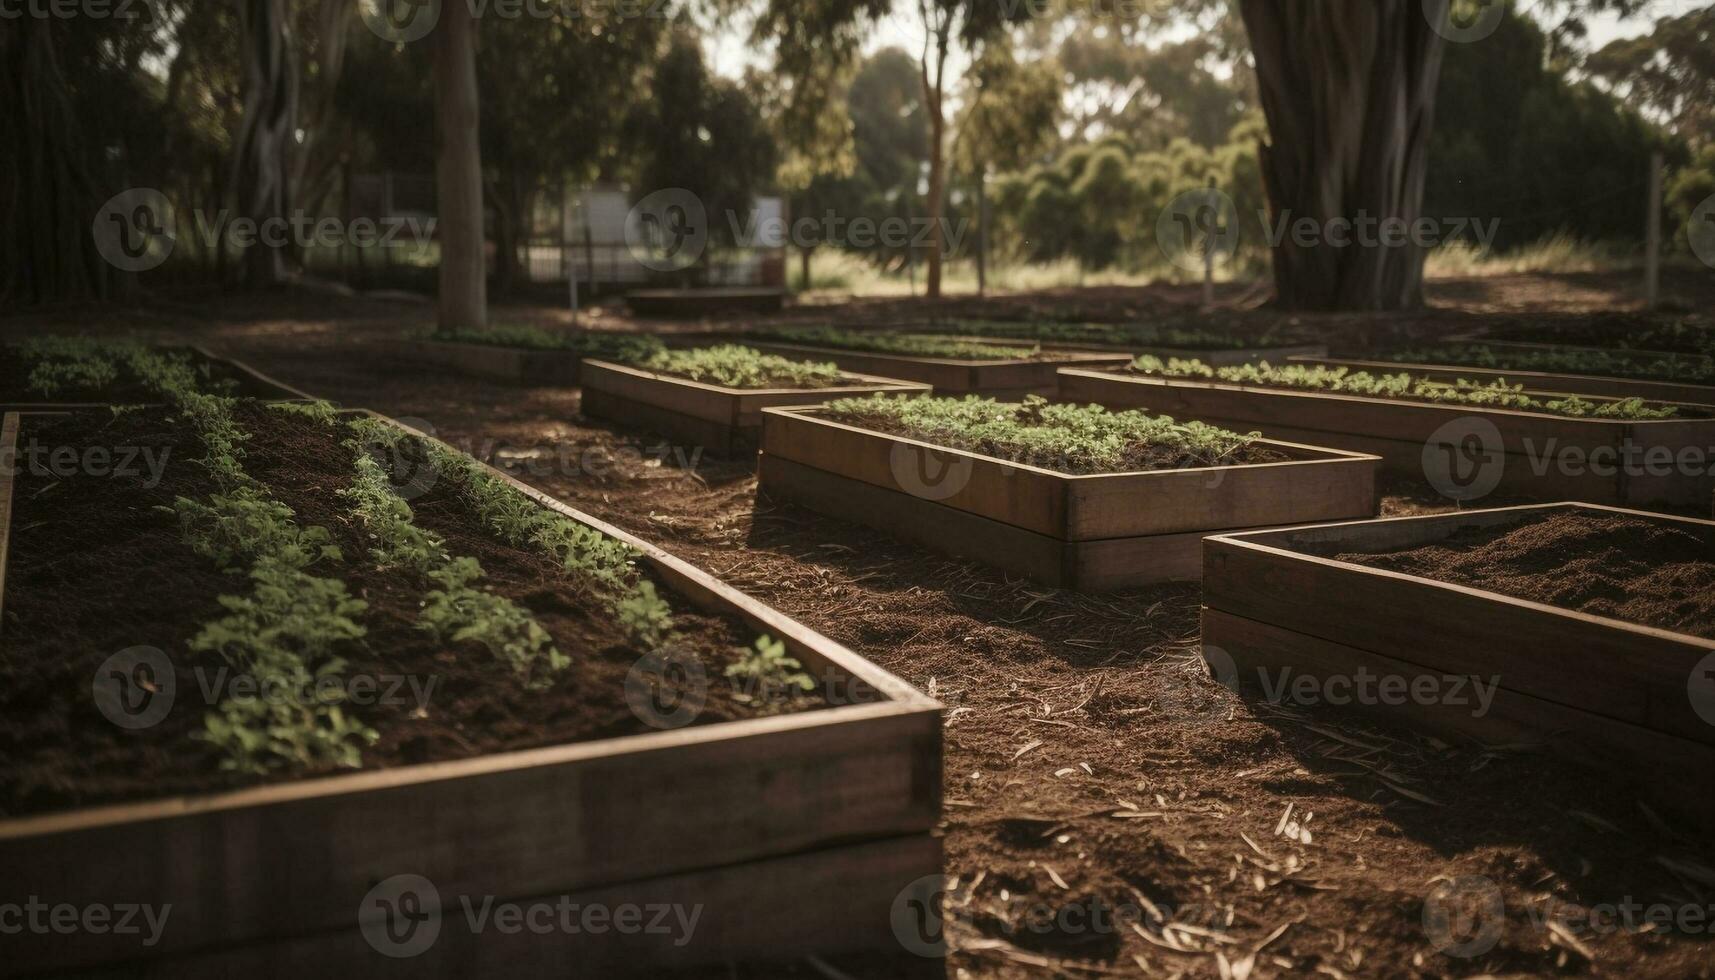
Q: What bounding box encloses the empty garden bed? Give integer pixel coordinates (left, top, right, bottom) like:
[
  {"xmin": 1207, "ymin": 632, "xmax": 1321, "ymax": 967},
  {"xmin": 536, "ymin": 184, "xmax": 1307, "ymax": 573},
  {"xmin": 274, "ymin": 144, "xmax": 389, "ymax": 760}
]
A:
[
  {"xmin": 1060, "ymin": 358, "xmax": 1715, "ymax": 508},
  {"xmin": 0, "ymin": 371, "xmax": 940, "ymax": 976},
  {"xmin": 757, "ymin": 394, "xmax": 1379, "ymax": 590},
  {"xmin": 1201, "ymin": 502, "xmax": 1715, "ymax": 827},
  {"xmin": 580, "ymin": 343, "xmax": 929, "ymax": 456}
]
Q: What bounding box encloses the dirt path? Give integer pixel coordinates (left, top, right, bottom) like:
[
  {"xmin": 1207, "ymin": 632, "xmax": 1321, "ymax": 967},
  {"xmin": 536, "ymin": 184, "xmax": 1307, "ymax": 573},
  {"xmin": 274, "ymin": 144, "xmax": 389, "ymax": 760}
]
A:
[{"xmin": 6, "ymin": 276, "xmax": 1715, "ymax": 978}]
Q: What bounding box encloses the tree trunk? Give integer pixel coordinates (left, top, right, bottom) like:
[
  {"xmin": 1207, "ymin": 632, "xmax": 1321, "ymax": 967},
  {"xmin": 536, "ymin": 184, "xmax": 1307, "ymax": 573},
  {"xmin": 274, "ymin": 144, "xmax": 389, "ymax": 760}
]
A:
[
  {"xmin": 231, "ymin": 0, "xmax": 298, "ymax": 286},
  {"xmin": 799, "ymin": 245, "xmax": 812, "ymax": 290},
  {"xmin": 0, "ymin": 20, "xmax": 106, "ymax": 308},
  {"xmin": 922, "ymin": 74, "xmax": 947, "ymax": 300},
  {"xmin": 1239, "ymin": 0, "xmax": 1448, "ymax": 311},
  {"xmin": 432, "ymin": 0, "xmax": 487, "ymax": 330}
]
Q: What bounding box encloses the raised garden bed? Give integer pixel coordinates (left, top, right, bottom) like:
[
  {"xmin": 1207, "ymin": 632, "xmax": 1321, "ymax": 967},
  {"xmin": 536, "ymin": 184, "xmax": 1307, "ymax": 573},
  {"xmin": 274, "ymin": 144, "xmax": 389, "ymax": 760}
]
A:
[
  {"xmin": 1, "ymin": 339, "xmax": 313, "ymax": 411},
  {"xmin": 392, "ymin": 326, "xmax": 664, "ymax": 385},
  {"xmin": 625, "ymin": 287, "xmax": 786, "ymax": 317},
  {"xmin": 908, "ymin": 319, "xmax": 1329, "ymax": 366},
  {"xmin": 757, "ymin": 396, "xmax": 1379, "ymax": 590},
  {"xmin": 0, "ymin": 387, "xmax": 941, "ymax": 975},
  {"xmin": 580, "ymin": 344, "xmax": 931, "ymax": 456},
  {"xmin": 1288, "ymin": 349, "xmax": 1715, "ymax": 408},
  {"xmin": 712, "ymin": 327, "xmax": 1130, "ymax": 398},
  {"xmin": 1201, "ymin": 503, "xmax": 1715, "ymax": 826},
  {"xmin": 1059, "ymin": 361, "xmax": 1715, "ymax": 508}
]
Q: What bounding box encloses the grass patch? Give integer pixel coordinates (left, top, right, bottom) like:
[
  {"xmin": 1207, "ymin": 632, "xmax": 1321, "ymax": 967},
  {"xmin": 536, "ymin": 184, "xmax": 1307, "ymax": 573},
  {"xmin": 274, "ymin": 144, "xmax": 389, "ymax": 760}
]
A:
[
  {"xmin": 822, "ymin": 393, "xmax": 1277, "ymax": 475},
  {"xmin": 1132, "ymin": 356, "xmax": 1683, "ymax": 421}
]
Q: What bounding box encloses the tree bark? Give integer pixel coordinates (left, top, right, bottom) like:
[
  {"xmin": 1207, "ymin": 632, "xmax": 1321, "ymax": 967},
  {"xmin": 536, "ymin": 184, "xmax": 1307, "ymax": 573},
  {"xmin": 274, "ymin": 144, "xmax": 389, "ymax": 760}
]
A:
[
  {"xmin": 918, "ymin": 8, "xmax": 951, "ymax": 300},
  {"xmin": 432, "ymin": 0, "xmax": 488, "ymax": 330},
  {"xmin": 1239, "ymin": 0, "xmax": 1448, "ymax": 311},
  {"xmin": 231, "ymin": 0, "xmax": 299, "ymax": 286},
  {"xmin": 0, "ymin": 20, "xmax": 106, "ymax": 308}
]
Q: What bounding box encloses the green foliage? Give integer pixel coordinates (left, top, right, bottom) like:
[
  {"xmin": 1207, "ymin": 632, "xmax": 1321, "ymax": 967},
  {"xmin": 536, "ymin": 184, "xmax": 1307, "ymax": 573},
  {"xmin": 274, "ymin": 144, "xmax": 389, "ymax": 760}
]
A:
[
  {"xmin": 128, "ymin": 350, "xmax": 378, "ymax": 775},
  {"xmin": 751, "ymin": 325, "xmax": 1037, "ymax": 360},
  {"xmin": 341, "ymin": 447, "xmax": 569, "ymax": 688},
  {"xmin": 420, "ymin": 558, "xmax": 568, "ymax": 684},
  {"xmin": 628, "ymin": 344, "xmax": 845, "ymax": 390},
  {"xmin": 1132, "ymin": 357, "xmax": 1681, "ymax": 421},
  {"xmin": 616, "ymin": 580, "xmax": 675, "ymax": 650},
  {"xmin": 19, "ymin": 337, "xmax": 126, "ymax": 396},
  {"xmin": 1384, "ymin": 344, "xmax": 1715, "ymax": 386},
  {"xmin": 725, "ymin": 635, "xmax": 817, "ymax": 705},
  {"xmin": 824, "ymin": 393, "xmax": 1265, "ymax": 475},
  {"xmin": 268, "ymin": 400, "xmax": 341, "ymax": 425},
  {"xmin": 429, "ymin": 325, "xmax": 666, "ymax": 362}
]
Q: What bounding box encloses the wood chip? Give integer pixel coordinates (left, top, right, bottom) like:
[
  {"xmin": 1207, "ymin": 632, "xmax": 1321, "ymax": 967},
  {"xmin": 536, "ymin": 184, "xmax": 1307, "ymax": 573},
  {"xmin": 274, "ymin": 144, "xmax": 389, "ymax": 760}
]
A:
[{"xmin": 1012, "ymin": 739, "xmax": 1043, "ymax": 761}]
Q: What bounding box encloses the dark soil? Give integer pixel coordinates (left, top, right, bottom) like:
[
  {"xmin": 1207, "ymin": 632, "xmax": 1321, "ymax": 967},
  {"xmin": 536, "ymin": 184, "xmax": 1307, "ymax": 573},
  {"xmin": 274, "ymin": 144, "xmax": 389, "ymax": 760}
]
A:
[
  {"xmin": 9, "ymin": 277, "xmax": 1715, "ymax": 977},
  {"xmin": 0, "ymin": 404, "xmax": 819, "ymax": 818},
  {"xmin": 1484, "ymin": 314, "xmax": 1715, "ymax": 355},
  {"xmin": 1335, "ymin": 510, "xmax": 1715, "ymax": 639},
  {"xmin": 820, "ymin": 407, "xmax": 1289, "ymax": 475},
  {"xmin": 0, "ymin": 346, "xmax": 286, "ymax": 405}
]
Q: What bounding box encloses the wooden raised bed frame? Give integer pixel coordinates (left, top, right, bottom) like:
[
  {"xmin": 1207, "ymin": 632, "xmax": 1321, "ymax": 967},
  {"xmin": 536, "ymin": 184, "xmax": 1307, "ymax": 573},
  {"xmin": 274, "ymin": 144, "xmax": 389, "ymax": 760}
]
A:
[
  {"xmin": 579, "ymin": 359, "xmax": 931, "ymax": 457},
  {"xmin": 1289, "ymin": 353, "xmax": 1715, "ymax": 409},
  {"xmin": 392, "ymin": 337, "xmax": 586, "ymax": 385},
  {"xmin": 1059, "ymin": 367, "xmax": 1715, "ymax": 509},
  {"xmin": 757, "ymin": 405, "xmax": 1380, "ymax": 590},
  {"xmin": 694, "ymin": 338, "xmax": 1133, "ymax": 398},
  {"xmin": 1201, "ymin": 503, "xmax": 1715, "ymax": 825},
  {"xmin": 0, "ymin": 345, "xmax": 315, "ymax": 413},
  {"xmin": 0, "ymin": 411, "xmax": 942, "ymax": 977}
]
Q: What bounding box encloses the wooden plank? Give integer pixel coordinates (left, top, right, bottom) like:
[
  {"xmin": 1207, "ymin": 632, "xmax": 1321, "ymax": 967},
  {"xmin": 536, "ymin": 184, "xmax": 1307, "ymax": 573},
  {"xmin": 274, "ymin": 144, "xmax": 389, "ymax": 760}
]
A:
[
  {"xmin": 761, "ymin": 407, "xmax": 1379, "ymax": 541},
  {"xmin": 1202, "ymin": 504, "xmax": 1715, "ymax": 745},
  {"xmin": 735, "ymin": 340, "xmax": 1131, "ymax": 394},
  {"xmin": 190, "ymin": 347, "xmax": 321, "ymax": 402},
  {"xmin": 0, "ymin": 414, "xmax": 15, "ymax": 636},
  {"xmin": 758, "ymin": 451, "xmax": 1072, "ymax": 585},
  {"xmin": 88, "ymin": 835, "xmax": 942, "ymax": 980},
  {"xmin": 0, "ymin": 411, "xmax": 941, "ymax": 975},
  {"xmin": 1061, "ymin": 368, "xmax": 1715, "ymax": 507},
  {"xmin": 1202, "ymin": 607, "xmax": 1715, "ymax": 825},
  {"xmin": 1288, "ymin": 354, "xmax": 1715, "ymax": 408},
  {"xmin": 581, "ymin": 387, "xmax": 748, "ymax": 458},
  {"xmin": 758, "ymin": 452, "xmax": 1347, "ymax": 590}
]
